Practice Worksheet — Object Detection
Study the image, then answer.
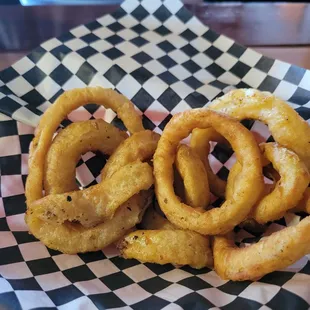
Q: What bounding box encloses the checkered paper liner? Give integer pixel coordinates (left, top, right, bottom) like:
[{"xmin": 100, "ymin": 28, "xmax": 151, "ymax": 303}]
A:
[{"xmin": 1, "ymin": 0, "xmax": 310, "ymax": 309}]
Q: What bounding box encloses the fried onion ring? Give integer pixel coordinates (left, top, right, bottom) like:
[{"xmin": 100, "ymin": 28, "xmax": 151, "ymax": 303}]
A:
[
  {"xmin": 26, "ymin": 86, "xmax": 143, "ymax": 203},
  {"xmin": 175, "ymin": 144, "xmax": 210, "ymax": 209},
  {"xmin": 45, "ymin": 119, "xmax": 128, "ymax": 195},
  {"xmin": 27, "ymin": 192, "xmax": 152, "ymax": 254},
  {"xmin": 227, "ymin": 143, "xmax": 309, "ymax": 223},
  {"xmin": 190, "ymin": 128, "xmax": 228, "ymax": 197},
  {"xmin": 121, "ymin": 207, "xmax": 214, "ymax": 269},
  {"xmin": 213, "ymin": 216, "xmax": 310, "ymax": 281},
  {"xmin": 209, "ymin": 88, "xmax": 310, "ymax": 170},
  {"xmin": 118, "ymin": 230, "xmax": 213, "ymax": 269},
  {"xmin": 29, "ymin": 161, "xmax": 153, "ymax": 227},
  {"xmin": 120, "ymin": 207, "xmax": 213, "ymax": 269},
  {"xmin": 226, "ymin": 164, "xmax": 272, "ymax": 233},
  {"xmin": 27, "ymin": 126, "xmax": 154, "ymax": 253},
  {"xmin": 26, "ymin": 130, "xmax": 158, "ymax": 252},
  {"xmin": 226, "ymin": 156, "xmax": 275, "ymax": 202},
  {"xmin": 25, "ymin": 87, "xmax": 152, "ymax": 253},
  {"xmin": 153, "ymin": 109, "xmax": 264, "ymax": 235}
]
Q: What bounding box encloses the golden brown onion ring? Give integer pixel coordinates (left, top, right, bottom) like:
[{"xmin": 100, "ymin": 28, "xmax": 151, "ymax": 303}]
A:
[
  {"xmin": 227, "ymin": 143, "xmax": 309, "ymax": 223},
  {"xmin": 29, "ymin": 161, "xmax": 153, "ymax": 227},
  {"xmin": 209, "ymin": 88, "xmax": 310, "ymax": 170},
  {"xmin": 27, "ymin": 131, "xmax": 156, "ymax": 253},
  {"xmin": 226, "ymin": 159, "xmax": 275, "ymax": 202},
  {"xmin": 45, "ymin": 119, "xmax": 128, "ymax": 195},
  {"xmin": 213, "ymin": 216, "xmax": 310, "ymax": 281},
  {"xmin": 226, "ymin": 164, "xmax": 272, "ymax": 232},
  {"xmin": 225, "ymin": 158, "xmax": 280, "ymax": 201},
  {"xmin": 26, "ymin": 87, "xmax": 143, "ymax": 204},
  {"xmin": 27, "ymin": 191, "xmax": 152, "ymax": 254},
  {"xmin": 118, "ymin": 229, "xmax": 213, "ymax": 269},
  {"xmin": 190, "ymin": 128, "xmax": 228, "ymax": 198},
  {"xmin": 132, "ymin": 207, "xmax": 213, "ymax": 268},
  {"xmin": 175, "ymin": 144, "xmax": 210, "ymax": 209},
  {"xmin": 153, "ymin": 109, "xmax": 264, "ymax": 235},
  {"xmin": 25, "ymin": 87, "xmax": 151, "ymax": 253},
  {"xmin": 253, "ymin": 143, "xmax": 309, "ymax": 222}
]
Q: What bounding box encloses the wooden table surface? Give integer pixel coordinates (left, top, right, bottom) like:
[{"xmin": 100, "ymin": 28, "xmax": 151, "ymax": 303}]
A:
[{"xmin": 1, "ymin": 2, "xmax": 310, "ymax": 71}]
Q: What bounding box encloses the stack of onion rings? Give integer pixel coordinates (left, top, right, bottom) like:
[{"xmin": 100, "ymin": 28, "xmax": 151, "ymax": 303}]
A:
[
  {"xmin": 206, "ymin": 89, "xmax": 310, "ymax": 280},
  {"xmin": 151, "ymin": 89, "xmax": 310, "ymax": 278},
  {"xmin": 26, "ymin": 87, "xmax": 144, "ymax": 204},
  {"xmin": 26, "ymin": 86, "xmax": 310, "ymax": 280},
  {"xmin": 25, "ymin": 87, "xmax": 155, "ymax": 253},
  {"xmin": 118, "ymin": 207, "xmax": 213, "ymax": 269},
  {"xmin": 153, "ymin": 109, "xmax": 264, "ymax": 235}
]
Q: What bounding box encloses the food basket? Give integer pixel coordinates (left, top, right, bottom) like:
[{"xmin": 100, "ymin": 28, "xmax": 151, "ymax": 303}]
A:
[{"xmin": 0, "ymin": 0, "xmax": 309, "ymax": 309}]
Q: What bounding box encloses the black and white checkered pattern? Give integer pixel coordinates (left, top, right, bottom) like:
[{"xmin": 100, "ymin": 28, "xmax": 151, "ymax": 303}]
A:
[{"xmin": 1, "ymin": 0, "xmax": 310, "ymax": 309}]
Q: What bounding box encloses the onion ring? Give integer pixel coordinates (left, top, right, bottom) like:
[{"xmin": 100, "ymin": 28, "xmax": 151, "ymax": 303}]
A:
[
  {"xmin": 26, "ymin": 86, "xmax": 143, "ymax": 204},
  {"xmin": 27, "ymin": 192, "xmax": 152, "ymax": 254},
  {"xmin": 190, "ymin": 128, "xmax": 228, "ymax": 197},
  {"xmin": 29, "ymin": 161, "xmax": 153, "ymax": 227},
  {"xmin": 227, "ymin": 143, "xmax": 309, "ymax": 223},
  {"xmin": 45, "ymin": 119, "xmax": 127, "ymax": 195},
  {"xmin": 25, "ymin": 87, "xmax": 152, "ymax": 253},
  {"xmin": 209, "ymin": 88, "xmax": 310, "ymax": 170},
  {"xmin": 153, "ymin": 109, "xmax": 264, "ymax": 235},
  {"xmin": 175, "ymin": 144, "xmax": 210, "ymax": 209},
  {"xmin": 28, "ymin": 125, "xmax": 153, "ymax": 253},
  {"xmin": 213, "ymin": 216, "xmax": 310, "ymax": 281},
  {"xmin": 120, "ymin": 207, "xmax": 213, "ymax": 269},
  {"xmin": 26, "ymin": 129, "xmax": 158, "ymax": 252},
  {"xmin": 118, "ymin": 230, "xmax": 213, "ymax": 269},
  {"xmin": 226, "ymin": 164, "xmax": 272, "ymax": 232},
  {"xmin": 225, "ymin": 162, "xmax": 273, "ymax": 202}
]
